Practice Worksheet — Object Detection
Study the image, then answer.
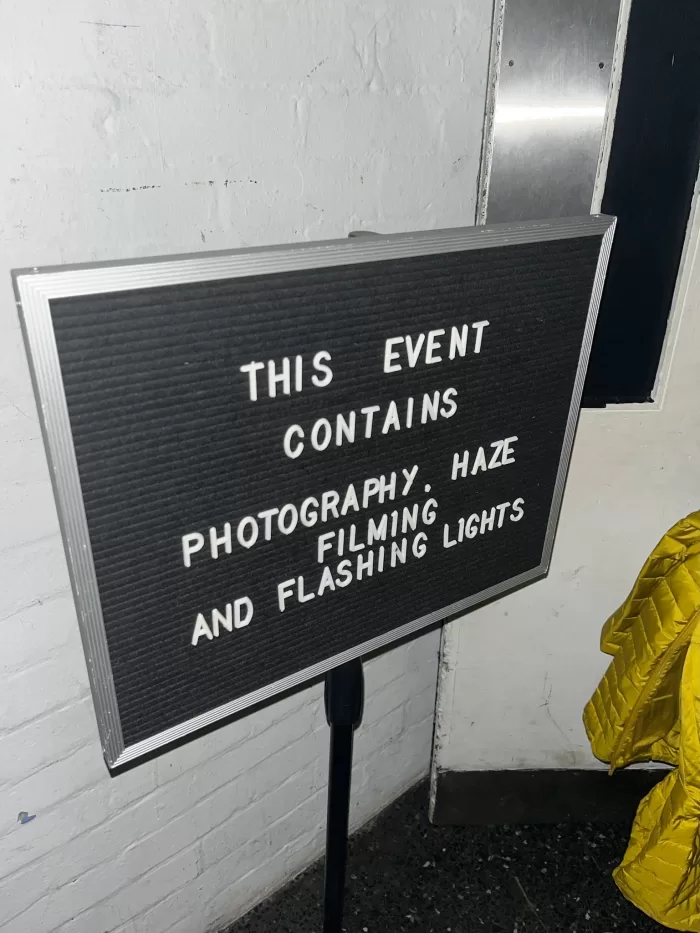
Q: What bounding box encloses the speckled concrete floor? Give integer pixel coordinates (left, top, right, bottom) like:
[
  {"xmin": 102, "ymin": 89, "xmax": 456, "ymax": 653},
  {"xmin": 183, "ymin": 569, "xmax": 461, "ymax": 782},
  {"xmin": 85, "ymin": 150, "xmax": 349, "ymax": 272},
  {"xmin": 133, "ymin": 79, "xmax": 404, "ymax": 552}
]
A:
[{"xmin": 227, "ymin": 781, "xmax": 666, "ymax": 933}]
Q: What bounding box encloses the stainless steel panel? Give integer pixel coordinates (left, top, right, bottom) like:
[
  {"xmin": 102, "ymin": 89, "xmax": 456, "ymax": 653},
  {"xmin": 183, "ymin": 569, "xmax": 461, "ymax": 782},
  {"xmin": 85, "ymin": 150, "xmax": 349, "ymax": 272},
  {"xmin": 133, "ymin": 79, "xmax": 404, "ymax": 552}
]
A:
[{"xmin": 486, "ymin": 0, "xmax": 620, "ymax": 223}]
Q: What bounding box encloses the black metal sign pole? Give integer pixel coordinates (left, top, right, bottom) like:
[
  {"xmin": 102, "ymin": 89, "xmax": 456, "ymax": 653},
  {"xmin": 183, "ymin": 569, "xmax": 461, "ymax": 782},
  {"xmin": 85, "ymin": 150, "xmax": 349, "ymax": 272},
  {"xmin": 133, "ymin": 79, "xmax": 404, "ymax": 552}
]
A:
[
  {"xmin": 320, "ymin": 230, "xmax": 372, "ymax": 933},
  {"xmin": 323, "ymin": 658, "xmax": 364, "ymax": 933}
]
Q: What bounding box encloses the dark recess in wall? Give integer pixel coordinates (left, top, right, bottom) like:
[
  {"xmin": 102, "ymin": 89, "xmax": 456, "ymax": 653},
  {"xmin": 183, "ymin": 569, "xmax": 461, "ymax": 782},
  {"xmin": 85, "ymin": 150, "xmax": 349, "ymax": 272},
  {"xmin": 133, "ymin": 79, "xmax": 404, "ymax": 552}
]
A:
[
  {"xmin": 583, "ymin": 0, "xmax": 700, "ymax": 405},
  {"xmin": 431, "ymin": 769, "xmax": 666, "ymax": 825}
]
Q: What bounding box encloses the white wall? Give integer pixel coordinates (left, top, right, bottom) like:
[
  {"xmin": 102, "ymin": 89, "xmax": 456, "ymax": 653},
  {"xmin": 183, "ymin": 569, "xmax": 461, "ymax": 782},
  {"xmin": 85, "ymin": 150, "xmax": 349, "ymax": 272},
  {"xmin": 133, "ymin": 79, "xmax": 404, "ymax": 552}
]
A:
[
  {"xmin": 0, "ymin": 2, "xmax": 493, "ymax": 931},
  {"xmin": 433, "ymin": 181, "xmax": 700, "ymax": 776}
]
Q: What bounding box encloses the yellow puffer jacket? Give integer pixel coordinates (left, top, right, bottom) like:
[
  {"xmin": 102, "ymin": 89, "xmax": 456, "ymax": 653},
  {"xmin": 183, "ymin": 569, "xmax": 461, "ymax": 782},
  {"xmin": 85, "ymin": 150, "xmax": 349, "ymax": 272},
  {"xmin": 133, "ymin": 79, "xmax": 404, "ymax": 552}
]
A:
[{"xmin": 584, "ymin": 511, "xmax": 700, "ymax": 931}]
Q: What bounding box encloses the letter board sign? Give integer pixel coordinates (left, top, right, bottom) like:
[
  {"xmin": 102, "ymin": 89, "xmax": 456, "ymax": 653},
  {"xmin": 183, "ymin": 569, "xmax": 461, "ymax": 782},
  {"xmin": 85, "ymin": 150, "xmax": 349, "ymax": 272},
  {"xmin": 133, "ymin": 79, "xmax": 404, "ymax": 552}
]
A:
[{"xmin": 14, "ymin": 216, "xmax": 615, "ymax": 768}]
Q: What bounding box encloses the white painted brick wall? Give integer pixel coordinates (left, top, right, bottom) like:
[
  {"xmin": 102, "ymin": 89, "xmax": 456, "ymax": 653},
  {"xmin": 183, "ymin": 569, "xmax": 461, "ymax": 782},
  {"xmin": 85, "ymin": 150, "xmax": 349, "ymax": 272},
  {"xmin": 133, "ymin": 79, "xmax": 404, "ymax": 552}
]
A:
[
  {"xmin": 434, "ymin": 173, "xmax": 700, "ymax": 775},
  {"xmin": 0, "ymin": 0, "xmax": 492, "ymax": 929}
]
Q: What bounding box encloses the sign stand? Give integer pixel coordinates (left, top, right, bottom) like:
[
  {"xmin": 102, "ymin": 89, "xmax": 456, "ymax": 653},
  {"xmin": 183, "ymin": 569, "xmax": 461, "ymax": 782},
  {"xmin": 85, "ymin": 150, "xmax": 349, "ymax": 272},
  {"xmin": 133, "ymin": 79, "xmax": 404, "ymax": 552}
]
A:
[{"xmin": 323, "ymin": 658, "xmax": 364, "ymax": 933}]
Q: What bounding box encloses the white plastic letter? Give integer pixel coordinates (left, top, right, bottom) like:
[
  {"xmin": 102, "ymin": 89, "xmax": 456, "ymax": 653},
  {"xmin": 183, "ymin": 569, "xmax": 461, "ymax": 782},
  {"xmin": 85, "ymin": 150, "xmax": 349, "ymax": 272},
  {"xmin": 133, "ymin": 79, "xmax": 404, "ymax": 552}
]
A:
[
  {"xmin": 421, "ymin": 391, "xmax": 440, "ymax": 424},
  {"xmin": 234, "ymin": 596, "xmax": 253, "ymax": 628},
  {"xmin": 311, "ymin": 350, "xmax": 333, "ymax": 387},
  {"xmin": 425, "ymin": 329, "xmax": 445, "ymax": 364},
  {"xmin": 318, "ymin": 565, "xmax": 336, "ymax": 596},
  {"xmin": 361, "ymin": 405, "xmax": 381, "ymax": 438},
  {"xmin": 336, "ymin": 411, "xmax": 356, "ymax": 446},
  {"xmin": 405, "ymin": 333, "xmax": 425, "ymax": 368},
  {"xmin": 341, "ymin": 484, "xmax": 360, "ymax": 516},
  {"xmin": 321, "ymin": 490, "xmax": 340, "ymax": 521},
  {"xmin": 277, "ymin": 579, "xmax": 295, "ymax": 612},
  {"xmin": 391, "ymin": 539, "xmax": 408, "ymax": 566},
  {"xmin": 488, "ymin": 440, "xmax": 505, "ymax": 469},
  {"xmin": 443, "ymin": 523, "xmax": 457, "ymax": 548},
  {"xmin": 335, "ymin": 560, "xmax": 353, "ymax": 588},
  {"xmin": 182, "ymin": 532, "xmax": 205, "ymax": 568},
  {"xmin": 356, "ymin": 550, "xmax": 374, "ymax": 580},
  {"xmin": 502, "ymin": 436, "xmax": 518, "ymax": 465},
  {"xmin": 406, "ymin": 397, "xmax": 414, "ymax": 428},
  {"xmin": 239, "ymin": 361, "xmax": 265, "ymax": 401},
  {"xmin": 472, "ymin": 320, "xmax": 490, "ymax": 353},
  {"xmin": 362, "ymin": 477, "xmax": 381, "ymax": 509},
  {"xmin": 283, "ymin": 425, "xmax": 304, "ymax": 459},
  {"xmin": 268, "ymin": 357, "xmax": 291, "ymax": 398},
  {"xmin": 348, "ymin": 524, "xmax": 365, "ymax": 552},
  {"xmin": 401, "ymin": 465, "xmax": 419, "ymax": 496},
  {"xmin": 451, "ymin": 451, "xmax": 469, "ymax": 480},
  {"xmin": 402, "ymin": 504, "xmax": 419, "ymax": 534},
  {"xmin": 191, "ymin": 613, "xmax": 213, "ymax": 646},
  {"xmin": 471, "ymin": 447, "xmax": 488, "ymax": 474},
  {"xmin": 311, "ymin": 418, "xmax": 332, "ymax": 451},
  {"xmin": 480, "ymin": 507, "xmax": 496, "ymax": 534},
  {"xmin": 257, "ymin": 508, "xmax": 279, "ymax": 541},
  {"xmin": 422, "ymin": 498, "xmax": 438, "ymax": 524},
  {"xmin": 300, "ymin": 497, "xmax": 319, "ymax": 527},
  {"xmin": 318, "ymin": 531, "xmax": 335, "ymax": 563},
  {"xmin": 209, "ymin": 523, "xmax": 232, "ymax": 559},
  {"xmin": 449, "ymin": 325, "xmax": 469, "ymax": 360},
  {"xmin": 368, "ymin": 514, "xmax": 388, "ymax": 544},
  {"xmin": 212, "ymin": 604, "xmax": 233, "ymax": 636},
  {"xmin": 440, "ymin": 388, "xmax": 458, "ymax": 419},
  {"xmin": 465, "ymin": 514, "xmax": 479, "ymax": 539},
  {"xmin": 378, "ymin": 473, "xmax": 397, "ymax": 503},
  {"xmin": 297, "ymin": 576, "xmax": 315, "ymax": 603},
  {"xmin": 278, "ymin": 503, "xmax": 298, "ymax": 535},
  {"xmin": 236, "ymin": 517, "xmax": 259, "ymax": 549},
  {"xmin": 384, "ymin": 337, "xmax": 404, "ymax": 373},
  {"xmin": 381, "ymin": 400, "xmax": 401, "ymax": 434}
]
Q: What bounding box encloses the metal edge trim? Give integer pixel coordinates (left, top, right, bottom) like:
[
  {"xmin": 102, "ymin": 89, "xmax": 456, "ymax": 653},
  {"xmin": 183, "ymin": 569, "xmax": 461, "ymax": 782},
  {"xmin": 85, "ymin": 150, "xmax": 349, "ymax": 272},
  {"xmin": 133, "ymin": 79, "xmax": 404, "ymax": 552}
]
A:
[
  {"xmin": 540, "ymin": 218, "xmax": 617, "ymax": 571},
  {"xmin": 476, "ymin": 0, "xmax": 507, "ymax": 225},
  {"xmin": 13, "ymin": 215, "xmax": 616, "ymax": 768},
  {"xmin": 112, "ymin": 562, "xmax": 548, "ymax": 768},
  {"xmin": 591, "ymin": 0, "xmax": 634, "ymax": 215},
  {"xmin": 13, "ymin": 280, "xmax": 125, "ymax": 766},
  {"xmin": 13, "ymin": 216, "xmax": 614, "ymax": 298}
]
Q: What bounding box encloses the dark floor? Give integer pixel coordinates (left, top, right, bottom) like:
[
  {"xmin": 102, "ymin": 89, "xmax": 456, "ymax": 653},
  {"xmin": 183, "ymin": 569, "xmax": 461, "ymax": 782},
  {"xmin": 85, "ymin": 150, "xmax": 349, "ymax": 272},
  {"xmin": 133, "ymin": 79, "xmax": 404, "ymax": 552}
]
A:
[{"xmin": 227, "ymin": 781, "xmax": 666, "ymax": 933}]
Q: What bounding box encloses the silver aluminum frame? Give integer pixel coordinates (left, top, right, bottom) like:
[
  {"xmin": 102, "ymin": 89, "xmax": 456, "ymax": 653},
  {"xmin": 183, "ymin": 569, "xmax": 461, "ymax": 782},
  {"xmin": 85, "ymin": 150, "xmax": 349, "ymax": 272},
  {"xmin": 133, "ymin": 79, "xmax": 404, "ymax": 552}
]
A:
[{"xmin": 13, "ymin": 214, "xmax": 616, "ymax": 768}]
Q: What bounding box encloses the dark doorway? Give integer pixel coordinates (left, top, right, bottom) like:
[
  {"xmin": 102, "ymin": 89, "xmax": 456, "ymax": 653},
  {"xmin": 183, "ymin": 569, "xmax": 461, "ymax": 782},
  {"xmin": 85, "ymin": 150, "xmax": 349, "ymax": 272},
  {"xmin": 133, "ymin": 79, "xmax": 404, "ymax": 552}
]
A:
[{"xmin": 583, "ymin": 0, "xmax": 700, "ymax": 405}]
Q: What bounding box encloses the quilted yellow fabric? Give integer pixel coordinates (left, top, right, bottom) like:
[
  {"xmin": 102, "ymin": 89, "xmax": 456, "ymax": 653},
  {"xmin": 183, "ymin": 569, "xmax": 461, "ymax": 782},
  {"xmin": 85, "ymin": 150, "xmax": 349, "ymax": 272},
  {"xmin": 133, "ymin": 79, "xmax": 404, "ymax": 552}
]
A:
[{"xmin": 583, "ymin": 511, "xmax": 700, "ymax": 930}]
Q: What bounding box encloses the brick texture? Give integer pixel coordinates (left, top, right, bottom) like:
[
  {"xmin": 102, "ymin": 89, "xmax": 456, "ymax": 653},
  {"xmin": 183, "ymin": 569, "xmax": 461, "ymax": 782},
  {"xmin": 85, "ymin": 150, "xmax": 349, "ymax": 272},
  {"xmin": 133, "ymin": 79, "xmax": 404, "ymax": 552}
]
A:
[{"xmin": 0, "ymin": 0, "xmax": 491, "ymax": 929}]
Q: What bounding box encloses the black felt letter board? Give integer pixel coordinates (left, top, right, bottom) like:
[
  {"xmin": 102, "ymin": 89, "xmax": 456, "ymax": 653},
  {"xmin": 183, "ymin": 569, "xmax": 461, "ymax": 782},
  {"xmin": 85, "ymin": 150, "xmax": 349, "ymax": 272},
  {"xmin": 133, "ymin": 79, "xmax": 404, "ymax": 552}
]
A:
[{"xmin": 44, "ymin": 234, "xmax": 603, "ymax": 754}]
